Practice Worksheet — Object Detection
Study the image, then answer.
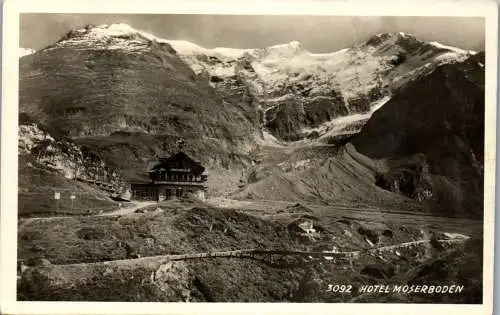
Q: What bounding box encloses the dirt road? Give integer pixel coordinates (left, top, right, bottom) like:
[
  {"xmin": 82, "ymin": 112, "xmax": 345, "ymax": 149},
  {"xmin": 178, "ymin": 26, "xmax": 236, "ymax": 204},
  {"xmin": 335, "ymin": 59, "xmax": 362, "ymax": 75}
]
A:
[
  {"xmin": 97, "ymin": 201, "xmax": 158, "ymax": 216},
  {"xmin": 18, "ymin": 201, "xmax": 158, "ymax": 232}
]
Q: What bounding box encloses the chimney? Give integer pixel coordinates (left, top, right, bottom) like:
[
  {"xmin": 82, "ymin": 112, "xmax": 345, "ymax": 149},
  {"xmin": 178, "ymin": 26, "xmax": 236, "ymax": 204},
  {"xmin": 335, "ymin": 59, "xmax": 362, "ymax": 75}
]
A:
[{"xmin": 176, "ymin": 139, "xmax": 185, "ymax": 152}]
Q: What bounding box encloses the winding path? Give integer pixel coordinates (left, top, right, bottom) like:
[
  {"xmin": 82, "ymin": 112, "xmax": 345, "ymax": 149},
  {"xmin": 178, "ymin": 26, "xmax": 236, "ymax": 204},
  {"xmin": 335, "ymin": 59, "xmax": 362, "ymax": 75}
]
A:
[
  {"xmin": 18, "ymin": 201, "xmax": 157, "ymax": 231},
  {"xmin": 45, "ymin": 237, "xmax": 468, "ymax": 269},
  {"xmin": 97, "ymin": 201, "xmax": 157, "ymax": 216}
]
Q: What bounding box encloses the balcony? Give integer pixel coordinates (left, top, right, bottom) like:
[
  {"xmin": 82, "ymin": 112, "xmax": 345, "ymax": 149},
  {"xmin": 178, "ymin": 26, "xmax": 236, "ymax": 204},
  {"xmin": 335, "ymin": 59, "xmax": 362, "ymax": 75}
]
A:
[
  {"xmin": 151, "ymin": 180, "xmax": 207, "ymax": 188},
  {"xmin": 150, "ymin": 174, "xmax": 207, "ymax": 182}
]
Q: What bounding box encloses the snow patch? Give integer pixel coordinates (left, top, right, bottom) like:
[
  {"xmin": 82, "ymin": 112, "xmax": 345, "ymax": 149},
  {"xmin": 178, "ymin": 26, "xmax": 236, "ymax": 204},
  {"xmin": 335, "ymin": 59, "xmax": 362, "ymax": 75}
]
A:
[
  {"xmin": 302, "ymin": 96, "xmax": 391, "ymax": 138},
  {"xmin": 167, "ymin": 40, "xmax": 208, "ymax": 55},
  {"xmin": 443, "ymin": 232, "xmax": 470, "ymax": 240},
  {"xmin": 213, "ymin": 47, "xmax": 255, "ymax": 58},
  {"xmin": 429, "ymin": 41, "xmax": 476, "ymax": 55},
  {"xmin": 434, "ymin": 51, "xmax": 471, "ymax": 64},
  {"xmin": 20, "ymin": 47, "xmax": 36, "ymax": 57},
  {"xmin": 257, "ymin": 131, "xmax": 285, "ymax": 147}
]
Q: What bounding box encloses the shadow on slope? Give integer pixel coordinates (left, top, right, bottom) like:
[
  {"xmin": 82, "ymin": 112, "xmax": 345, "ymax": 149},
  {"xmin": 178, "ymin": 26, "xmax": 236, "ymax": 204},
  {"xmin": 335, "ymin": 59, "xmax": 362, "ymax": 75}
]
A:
[
  {"xmin": 351, "ymin": 54, "xmax": 485, "ymax": 219},
  {"xmin": 231, "ymin": 143, "xmax": 420, "ymax": 212}
]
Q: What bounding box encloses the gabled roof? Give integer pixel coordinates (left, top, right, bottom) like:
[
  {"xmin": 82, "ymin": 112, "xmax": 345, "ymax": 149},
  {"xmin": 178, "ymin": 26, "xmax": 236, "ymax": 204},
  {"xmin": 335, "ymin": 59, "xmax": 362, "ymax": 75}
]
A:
[{"xmin": 150, "ymin": 151, "xmax": 205, "ymax": 174}]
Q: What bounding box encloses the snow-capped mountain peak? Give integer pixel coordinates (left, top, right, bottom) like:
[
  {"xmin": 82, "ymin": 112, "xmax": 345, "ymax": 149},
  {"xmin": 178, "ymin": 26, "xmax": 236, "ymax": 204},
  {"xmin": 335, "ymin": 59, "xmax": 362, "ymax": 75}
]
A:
[
  {"xmin": 363, "ymin": 32, "xmax": 421, "ymax": 50},
  {"xmin": 212, "ymin": 47, "xmax": 254, "ymax": 59},
  {"xmin": 20, "ymin": 47, "xmax": 36, "ymax": 57},
  {"xmin": 167, "ymin": 39, "xmax": 310, "ymax": 61},
  {"xmin": 37, "ymin": 23, "xmax": 480, "ymax": 142},
  {"xmin": 48, "ymin": 23, "xmax": 170, "ymax": 52},
  {"xmin": 79, "ymin": 23, "xmax": 163, "ymax": 43}
]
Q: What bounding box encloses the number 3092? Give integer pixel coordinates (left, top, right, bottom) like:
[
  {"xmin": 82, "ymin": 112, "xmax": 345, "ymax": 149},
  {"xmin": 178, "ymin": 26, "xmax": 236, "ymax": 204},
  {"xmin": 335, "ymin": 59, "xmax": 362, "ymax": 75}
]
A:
[{"xmin": 326, "ymin": 284, "xmax": 352, "ymax": 293}]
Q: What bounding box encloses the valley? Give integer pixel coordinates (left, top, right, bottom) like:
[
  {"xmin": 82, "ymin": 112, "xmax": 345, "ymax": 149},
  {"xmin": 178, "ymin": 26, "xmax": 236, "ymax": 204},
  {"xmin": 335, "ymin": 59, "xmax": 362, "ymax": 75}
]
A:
[
  {"xmin": 16, "ymin": 23, "xmax": 485, "ymax": 303},
  {"xmin": 16, "ymin": 135, "xmax": 484, "ymax": 303}
]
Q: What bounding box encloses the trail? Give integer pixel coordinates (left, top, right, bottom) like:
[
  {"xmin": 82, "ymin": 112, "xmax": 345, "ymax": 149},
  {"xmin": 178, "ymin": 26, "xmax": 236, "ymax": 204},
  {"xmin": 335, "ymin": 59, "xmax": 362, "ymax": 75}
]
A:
[
  {"xmin": 27, "ymin": 238, "xmax": 468, "ymax": 270},
  {"xmin": 97, "ymin": 201, "xmax": 157, "ymax": 216},
  {"xmin": 17, "ymin": 201, "xmax": 157, "ymax": 231}
]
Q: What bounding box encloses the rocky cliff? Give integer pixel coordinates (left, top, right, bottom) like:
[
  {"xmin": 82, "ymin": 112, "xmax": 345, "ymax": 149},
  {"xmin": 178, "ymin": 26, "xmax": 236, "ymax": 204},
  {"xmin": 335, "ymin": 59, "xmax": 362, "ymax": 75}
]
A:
[{"xmin": 351, "ymin": 53, "xmax": 485, "ymax": 218}]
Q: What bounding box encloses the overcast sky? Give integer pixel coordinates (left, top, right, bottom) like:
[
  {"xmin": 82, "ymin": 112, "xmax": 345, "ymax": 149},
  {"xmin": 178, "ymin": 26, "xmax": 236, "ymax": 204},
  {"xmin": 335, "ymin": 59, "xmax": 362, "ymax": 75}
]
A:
[{"xmin": 20, "ymin": 14, "xmax": 485, "ymax": 52}]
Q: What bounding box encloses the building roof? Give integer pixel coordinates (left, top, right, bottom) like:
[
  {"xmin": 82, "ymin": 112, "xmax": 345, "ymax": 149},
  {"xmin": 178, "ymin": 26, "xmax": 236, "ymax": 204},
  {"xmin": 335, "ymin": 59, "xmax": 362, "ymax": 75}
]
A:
[{"xmin": 149, "ymin": 151, "xmax": 205, "ymax": 175}]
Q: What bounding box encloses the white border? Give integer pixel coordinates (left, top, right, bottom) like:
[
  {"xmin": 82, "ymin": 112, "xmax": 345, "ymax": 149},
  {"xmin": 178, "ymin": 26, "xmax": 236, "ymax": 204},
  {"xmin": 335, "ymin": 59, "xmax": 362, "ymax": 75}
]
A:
[{"xmin": 1, "ymin": 1, "xmax": 497, "ymax": 315}]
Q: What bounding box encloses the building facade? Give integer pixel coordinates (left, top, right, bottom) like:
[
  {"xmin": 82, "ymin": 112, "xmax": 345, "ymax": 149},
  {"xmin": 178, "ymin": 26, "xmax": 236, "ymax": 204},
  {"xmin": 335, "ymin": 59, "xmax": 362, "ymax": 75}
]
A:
[{"xmin": 130, "ymin": 151, "xmax": 208, "ymax": 201}]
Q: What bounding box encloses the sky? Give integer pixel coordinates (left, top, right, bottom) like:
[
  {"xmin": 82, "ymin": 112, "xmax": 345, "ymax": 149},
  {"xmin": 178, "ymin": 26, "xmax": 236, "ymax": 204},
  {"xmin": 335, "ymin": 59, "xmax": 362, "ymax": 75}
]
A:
[{"xmin": 20, "ymin": 14, "xmax": 485, "ymax": 52}]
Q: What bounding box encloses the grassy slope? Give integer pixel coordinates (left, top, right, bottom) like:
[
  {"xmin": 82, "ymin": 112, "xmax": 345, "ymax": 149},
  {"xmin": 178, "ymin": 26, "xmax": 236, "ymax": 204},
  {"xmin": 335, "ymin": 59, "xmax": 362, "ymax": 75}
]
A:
[
  {"xmin": 18, "ymin": 206, "xmax": 300, "ymax": 265},
  {"xmin": 232, "ymin": 143, "xmax": 420, "ymax": 212},
  {"xmin": 19, "ymin": 39, "xmax": 260, "ymax": 198},
  {"xmin": 19, "ymin": 43, "xmax": 256, "ymax": 140}
]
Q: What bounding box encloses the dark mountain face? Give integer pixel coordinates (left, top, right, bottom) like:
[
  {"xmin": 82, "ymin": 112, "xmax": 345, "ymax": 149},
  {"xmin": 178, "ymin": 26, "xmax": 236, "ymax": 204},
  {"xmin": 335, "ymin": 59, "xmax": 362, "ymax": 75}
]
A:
[{"xmin": 351, "ymin": 54, "xmax": 485, "ymax": 218}]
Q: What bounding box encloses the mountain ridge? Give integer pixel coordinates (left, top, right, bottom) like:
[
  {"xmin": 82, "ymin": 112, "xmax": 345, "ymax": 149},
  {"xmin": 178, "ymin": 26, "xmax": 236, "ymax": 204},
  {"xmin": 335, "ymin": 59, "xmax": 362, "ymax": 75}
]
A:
[{"xmin": 151, "ymin": 25, "xmax": 475, "ymax": 140}]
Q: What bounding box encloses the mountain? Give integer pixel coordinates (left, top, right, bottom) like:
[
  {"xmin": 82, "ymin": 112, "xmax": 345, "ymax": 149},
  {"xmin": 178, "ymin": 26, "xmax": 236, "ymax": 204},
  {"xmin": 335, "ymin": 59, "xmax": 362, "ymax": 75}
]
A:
[
  {"xmin": 16, "ymin": 23, "xmax": 486, "ymax": 302},
  {"xmin": 350, "ymin": 53, "xmax": 485, "ymax": 218},
  {"xmin": 228, "ymin": 52, "xmax": 485, "ymax": 218},
  {"xmin": 19, "ymin": 24, "xmax": 261, "ymax": 199},
  {"xmin": 19, "ymin": 24, "xmax": 258, "ymax": 140},
  {"xmin": 20, "ymin": 24, "xmax": 474, "ymax": 143},
  {"xmin": 18, "ymin": 23, "xmax": 481, "ymax": 214},
  {"xmin": 167, "ymin": 31, "xmax": 475, "ymax": 141}
]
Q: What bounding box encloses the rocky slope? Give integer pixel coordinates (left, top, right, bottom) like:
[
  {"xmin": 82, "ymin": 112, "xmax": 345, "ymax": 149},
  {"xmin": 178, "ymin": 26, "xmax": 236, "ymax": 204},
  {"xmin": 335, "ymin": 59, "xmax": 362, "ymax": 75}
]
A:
[
  {"xmin": 230, "ymin": 52, "xmax": 485, "ymax": 219},
  {"xmin": 18, "ymin": 113, "xmax": 127, "ymax": 217},
  {"xmin": 19, "ymin": 114, "xmax": 125, "ymax": 186}
]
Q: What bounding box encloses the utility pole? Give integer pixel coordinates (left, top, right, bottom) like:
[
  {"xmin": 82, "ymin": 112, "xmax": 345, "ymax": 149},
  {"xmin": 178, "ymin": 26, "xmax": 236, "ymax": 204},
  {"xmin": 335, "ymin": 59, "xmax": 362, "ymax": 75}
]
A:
[
  {"xmin": 54, "ymin": 192, "xmax": 60, "ymax": 212},
  {"xmin": 70, "ymin": 193, "xmax": 76, "ymax": 212}
]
